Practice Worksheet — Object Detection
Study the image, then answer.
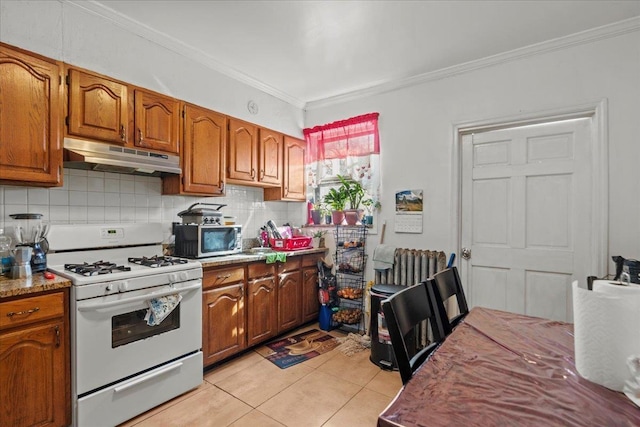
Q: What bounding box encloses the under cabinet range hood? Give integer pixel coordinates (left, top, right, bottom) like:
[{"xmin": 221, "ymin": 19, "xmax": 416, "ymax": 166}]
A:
[{"xmin": 63, "ymin": 138, "xmax": 181, "ymax": 176}]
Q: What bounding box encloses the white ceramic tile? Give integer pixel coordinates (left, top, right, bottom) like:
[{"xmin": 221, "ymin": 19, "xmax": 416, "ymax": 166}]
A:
[
  {"xmin": 134, "ymin": 180, "xmax": 148, "ymax": 195},
  {"xmin": 120, "ymin": 193, "xmax": 136, "ymax": 207},
  {"xmin": 88, "ymin": 206, "xmax": 105, "ymax": 222},
  {"xmin": 105, "ymin": 206, "xmax": 120, "ymax": 222},
  {"xmin": 88, "ymin": 176, "xmax": 104, "ymax": 192},
  {"xmin": 87, "ymin": 170, "xmax": 105, "ymax": 179},
  {"xmin": 49, "ymin": 188, "xmax": 69, "ymax": 206},
  {"xmin": 135, "ymin": 207, "xmax": 148, "ymax": 222},
  {"xmin": 120, "ymin": 207, "xmax": 135, "ymax": 222},
  {"xmin": 87, "ymin": 192, "xmax": 105, "ymax": 207},
  {"xmin": 119, "ymin": 173, "xmax": 135, "ymax": 181},
  {"xmin": 49, "ymin": 206, "xmax": 69, "ymax": 223},
  {"xmin": 104, "ymin": 179, "xmax": 120, "ymax": 193},
  {"xmin": 120, "ymin": 179, "xmax": 135, "ymax": 194},
  {"xmin": 162, "ymin": 207, "xmax": 177, "ymax": 222},
  {"xmin": 69, "ymin": 206, "xmax": 88, "ymax": 222},
  {"xmin": 149, "ymin": 179, "xmax": 162, "ymax": 194},
  {"xmin": 148, "ymin": 207, "xmax": 161, "ymax": 222},
  {"xmin": 27, "ymin": 205, "xmax": 49, "ymax": 220},
  {"xmin": 69, "ymin": 191, "xmax": 88, "ymax": 206},
  {"xmin": 104, "ymin": 193, "xmax": 121, "ymax": 206},
  {"xmin": 135, "ymin": 195, "xmax": 148, "ymax": 208},
  {"xmin": 148, "ymin": 195, "xmax": 161, "ymax": 208},
  {"xmin": 4, "ymin": 205, "xmax": 28, "ymax": 219},
  {"xmin": 27, "ymin": 188, "xmax": 49, "ymax": 205},
  {"xmin": 68, "ymin": 169, "xmax": 88, "ymax": 177},
  {"xmin": 162, "ymin": 196, "xmax": 174, "ymax": 208},
  {"xmin": 4, "ymin": 187, "xmax": 28, "ymax": 204},
  {"xmin": 104, "ymin": 172, "xmax": 120, "ymax": 180},
  {"xmin": 68, "ymin": 175, "xmax": 88, "ymax": 191}
]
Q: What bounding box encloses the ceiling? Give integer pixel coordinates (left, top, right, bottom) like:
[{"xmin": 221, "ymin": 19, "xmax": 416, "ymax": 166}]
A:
[{"xmin": 83, "ymin": 0, "xmax": 640, "ymax": 107}]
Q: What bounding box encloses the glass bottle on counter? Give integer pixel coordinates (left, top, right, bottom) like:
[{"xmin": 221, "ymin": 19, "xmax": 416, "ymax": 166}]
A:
[{"xmin": 0, "ymin": 228, "xmax": 12, "ymax": 276}]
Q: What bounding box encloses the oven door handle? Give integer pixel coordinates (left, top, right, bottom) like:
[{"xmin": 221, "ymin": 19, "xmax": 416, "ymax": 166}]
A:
[
  {"xmin": 77, "ymin": 282, "xmax": 201, "ymax": 312},
  {"xmin": 113, "ymin": 361, "xmax": 184, "ymax": 393}
]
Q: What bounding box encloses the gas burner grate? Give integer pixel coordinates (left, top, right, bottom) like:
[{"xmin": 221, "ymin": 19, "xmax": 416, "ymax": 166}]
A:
[
  {"xmin": 128, "ymin": 256, "xmax": 189, "ymax": 268},
  {"xmin": 65, "ymin": 261, "xmax": 132, "ymax": 276}
]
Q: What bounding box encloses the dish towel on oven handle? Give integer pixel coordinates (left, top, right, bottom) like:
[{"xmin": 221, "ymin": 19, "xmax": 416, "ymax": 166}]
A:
[{"xmin": 145, "ymin": 294, "xmax": 182, "ymax": 326}]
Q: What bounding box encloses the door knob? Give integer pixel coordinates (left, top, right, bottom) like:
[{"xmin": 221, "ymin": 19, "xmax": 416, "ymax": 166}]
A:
[{"xmin": 461, "ymin": 247, "xmax": 471, "ymax": 260}]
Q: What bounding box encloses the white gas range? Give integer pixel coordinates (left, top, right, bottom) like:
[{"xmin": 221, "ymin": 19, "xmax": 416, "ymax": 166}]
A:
[{"xmin": 47, "ymin": 223, "xmax": 203, "ymax": 427}]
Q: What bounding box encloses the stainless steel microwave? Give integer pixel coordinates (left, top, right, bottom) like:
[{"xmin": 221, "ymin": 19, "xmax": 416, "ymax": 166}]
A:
[{"xmin": 174, "ymin": 224, "xmax": 242, "ymax": 258}]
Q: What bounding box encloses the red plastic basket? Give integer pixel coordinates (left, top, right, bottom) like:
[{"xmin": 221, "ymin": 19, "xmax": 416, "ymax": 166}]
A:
[{"xmin": 269, "ymin": 236, "xmax": 313, "ymax": 251}]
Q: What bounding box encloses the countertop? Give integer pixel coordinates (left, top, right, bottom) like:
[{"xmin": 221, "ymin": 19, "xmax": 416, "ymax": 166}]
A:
[
  {"xmin": 198, "ymin": 247, "xmax": 328, "ymax": 269},
  {"xmin": 0, "ymin": 272, "xmax": 71, "ymax": 299},
  {"xmin": 0, "ymin": 247, "xmax": 328, "ymax": 299}
]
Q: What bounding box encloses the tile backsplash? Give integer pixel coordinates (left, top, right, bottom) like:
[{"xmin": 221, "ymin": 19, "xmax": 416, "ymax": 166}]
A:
[{"xmin": 0, "ymin": 169, "xmax": 305, "ymax": 242}]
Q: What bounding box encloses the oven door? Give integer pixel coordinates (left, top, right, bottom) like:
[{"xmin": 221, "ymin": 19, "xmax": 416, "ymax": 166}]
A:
[{"xmin": 74, "ymin": 279, "xmax": 202, "ymax": 395}]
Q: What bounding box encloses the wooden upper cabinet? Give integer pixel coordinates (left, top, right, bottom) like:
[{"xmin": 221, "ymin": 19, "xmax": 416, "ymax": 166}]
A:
[
  {"xmin": 258, "ymin": 128, "xmax": 283, "ymax": 186},
  {"xmin": 134, "ymin": 89, "xmax": 181, "ymax": 154},
  {"xmin": 0, "ymin": 43, "xmax": 63, "ymax": 186},
  {"xmin": 264, "ymin": 136, "xmax": 306, "ymax": 201},
  {"xmin": 67, "ymin": 68, "xmax": 129, "ymax": 144},
  {"xmin": 227, "ymin": 118, "xmax": 258, "ymax": 183},
  {"xmin": 163, "ymin": 104, "xmax": 226, "ymax": 195}
]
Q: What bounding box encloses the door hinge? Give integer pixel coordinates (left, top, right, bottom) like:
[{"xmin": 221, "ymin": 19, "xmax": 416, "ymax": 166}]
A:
[{"xmin": 65, "ymin": 116, "xmax": 69, "ymax": 126}]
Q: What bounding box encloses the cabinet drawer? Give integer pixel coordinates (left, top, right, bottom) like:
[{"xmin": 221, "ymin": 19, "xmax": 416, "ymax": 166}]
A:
[
  {"xmin": 302, "ymin": 253, "xmax": 323, "ymax": 268},
  {"xmin": 0, "ymin": 292, "xmax": 65, "ymax": 330},
  {"xmin": 248, "ymin": 262, "xmax": 275, "ymax": 279},
  {"xmin": 276, "ymin": 258, "xmax": 301, "ymax": 274},
  {"xmin": 203, "ymin": 266, "xmax": 245, "ymax": 290}
]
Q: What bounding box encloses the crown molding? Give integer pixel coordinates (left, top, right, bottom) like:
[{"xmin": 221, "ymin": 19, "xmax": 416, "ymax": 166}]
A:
[
  {"xmin": 305, "ymin": 15, "xmax": 640, "ymax": 110},
  {"xmin": 63, "ymin": 0, "xmax": 306, "ymax": 109}
]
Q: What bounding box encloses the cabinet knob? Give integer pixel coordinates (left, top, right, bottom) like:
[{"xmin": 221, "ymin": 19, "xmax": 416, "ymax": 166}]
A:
[
  {"xmin": 138, "ymin": 129, "xmax": 144, "ymax": 143},
  {"xmin": 54, "ymin": 325, "xmax": 60, "ymax": 348},
  {"xmin": 259, "ymin": 169, "xmax": 264, "ymax": 180},
  {"xmin": 251, "ymin": 169, "xmax": 256, "ymax": 178},
  {"xmin": 120, "ymin": 125, "xmax": 126, "ymax": 141}
]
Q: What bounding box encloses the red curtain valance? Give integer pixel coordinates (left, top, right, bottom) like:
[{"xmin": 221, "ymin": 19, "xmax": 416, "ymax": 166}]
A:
[{"xmin": 304, "ymin": 113, "xmax": 379, "ymax": 163}]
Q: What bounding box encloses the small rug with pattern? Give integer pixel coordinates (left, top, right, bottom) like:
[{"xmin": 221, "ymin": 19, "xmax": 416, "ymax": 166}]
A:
[{"xmin": 257, "ymin": 329, "xmax": 339, "ymax": 369}]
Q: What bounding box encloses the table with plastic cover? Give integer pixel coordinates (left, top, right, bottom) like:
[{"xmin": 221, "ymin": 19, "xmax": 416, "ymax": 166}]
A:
[{"xmin": 377, "ymin": 307, "xmax": 640, "ymax": 427}]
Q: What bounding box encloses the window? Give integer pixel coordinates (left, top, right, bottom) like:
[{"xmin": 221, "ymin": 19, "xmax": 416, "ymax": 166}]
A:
[{"xmin": 304, "ymin": 113, "xmax": 380, "ymax": 226}]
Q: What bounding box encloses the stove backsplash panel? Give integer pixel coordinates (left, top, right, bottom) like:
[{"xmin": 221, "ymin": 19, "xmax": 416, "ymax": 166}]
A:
[{"xmin": 0, "ymin": 168, "xmax": 303, "ymax": 244}]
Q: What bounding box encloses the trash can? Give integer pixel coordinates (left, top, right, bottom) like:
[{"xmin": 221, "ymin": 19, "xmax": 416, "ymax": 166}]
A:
[{"xmin": 369, "ymin": 283, "xmax": 407, "ymax": 370}]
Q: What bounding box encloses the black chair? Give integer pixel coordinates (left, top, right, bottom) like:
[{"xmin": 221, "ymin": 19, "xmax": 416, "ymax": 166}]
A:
[
  {"xmin": 381, "ymin": 281, "xmax": 444, "ymax": 385},
  {"xmin": 429, "ymin": 266, "xmax": 469, "ymax": 336}
]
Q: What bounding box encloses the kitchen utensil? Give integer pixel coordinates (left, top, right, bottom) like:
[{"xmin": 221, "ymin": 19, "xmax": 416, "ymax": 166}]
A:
[
  {"xmin": 177, "ymin": 203, "xmax": 226, "ymax": 225},
  {"xmin": 11, "ymin": 246, "xmax": 32, "ymax": 279}
]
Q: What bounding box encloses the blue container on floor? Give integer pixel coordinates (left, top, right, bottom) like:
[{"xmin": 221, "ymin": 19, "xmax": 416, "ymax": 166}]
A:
[{"xmin": 319, "ymin": 305, "xmax": 332, "ymax": 331}]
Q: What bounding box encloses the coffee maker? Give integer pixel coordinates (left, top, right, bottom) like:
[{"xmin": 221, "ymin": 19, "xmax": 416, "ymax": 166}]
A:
[{"xmin": 10, "ymin": 213, "xmax": 49, "ymax": 274}]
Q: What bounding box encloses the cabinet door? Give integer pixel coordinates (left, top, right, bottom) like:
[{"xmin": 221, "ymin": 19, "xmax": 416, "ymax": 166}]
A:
[
  {"xmin": 247, "ymin": 276, "xmax": 277, "ymax": 347},
  {"xmin": 227, "ymin": 118, "xmax": 258, "ymax": 182},
  {"xmin": 0, "ymin": 321, "xmax": 68, "ymax": 427},
  {"xmin": 134, "ymin": 89, "xmax": 181, "ymax": 154},
  {"xmin": 264, "ymin": 136, "xmax": 306, "ymax": 201},
  {"xmin": 67, "ymin": 68, "xmax": 129, "ymax": 144},
  {"xmin": 278, "ymin": 270, "xmax": 302, "ymax": 333},
  {"xmin": 0, "ymin": 43, "xmax": 62, "ymax": 186},
  {"xmin": 258, "ymin": 128, "xmax": 283, "ymax": 186},
  {"xmin": 202, "ymin": 283, "xmax": 246, "ymax": 366},
  {"xmin": 302, "ymin": 265, "xmax": 320, "ymax": 323},
  {"xmin": 181, "ymin": 104, "xmax": 226, "ymax": 195}
]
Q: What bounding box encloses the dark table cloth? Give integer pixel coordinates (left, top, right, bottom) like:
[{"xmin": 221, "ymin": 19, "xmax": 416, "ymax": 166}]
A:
[{"xmin": 378, "ymin": 307, "xmax": 640, "ymax": 427}]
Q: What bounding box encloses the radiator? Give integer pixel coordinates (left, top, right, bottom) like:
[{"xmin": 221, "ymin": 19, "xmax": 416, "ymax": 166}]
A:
[{"xmin": 371, "ymin": 248, "xmax": 448, "ymax": 349}]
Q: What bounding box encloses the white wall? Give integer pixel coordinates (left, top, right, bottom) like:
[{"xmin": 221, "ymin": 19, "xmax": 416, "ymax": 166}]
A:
[
  {"xmin": 305, "ymin": 29, "xmax": 640, "ymax": 277},
  {"xmin": 0, "ymin": 0, "xmax": 305, "ymax": 241}
]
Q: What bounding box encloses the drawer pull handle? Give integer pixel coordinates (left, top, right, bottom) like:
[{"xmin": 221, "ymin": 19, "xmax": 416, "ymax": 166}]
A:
[
  {"xmin": 55, "ymin": 325, "xmax": 60, "ymax": 348},
  {"xmin": 7, "ymin": 307, "xmax": 40, "ymax": 317},
  {"xmin": 120, "ymin": 124, "xmax": 126, "ymax": 141},
  {"xmin": 217, "ymin": 274, "xmax": 231, "ymax": 280}
]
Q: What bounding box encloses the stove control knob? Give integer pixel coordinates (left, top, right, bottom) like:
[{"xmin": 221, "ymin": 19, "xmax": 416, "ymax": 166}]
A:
[
  {"xmin": 180, "ymin": 272, "xmax": 189, "ymax": 281},
  {"xmin": 117, "ymin": 281, "xmax": 128, "ymax": 292},
  {"xmin": 169, "ymin": 273, "xmax": 178, "ymax": 283},
  {"xmin": 105, "ymin": 283, "xmax": 114, "ymax": 292}
]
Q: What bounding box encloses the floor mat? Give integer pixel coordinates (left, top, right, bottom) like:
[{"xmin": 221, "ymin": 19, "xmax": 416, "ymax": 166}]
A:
[{"xmin": 257, "ymin": 329, "xmax": 339, "ymax": 369}]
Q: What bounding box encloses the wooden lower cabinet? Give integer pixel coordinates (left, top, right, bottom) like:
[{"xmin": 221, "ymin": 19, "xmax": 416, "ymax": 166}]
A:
[
  {"xmin": 246, "ymin": 263, "xmax": 278, "ymax": 347},
  {"xmin": 0, "ymin": 290, "xmax": 70, "ymax": 427},
  {"xmin": 202, "ymin": 252, "xmax": 326, "ymax": 366},
  {"xmin": 202, "ymin": 267, "xmax": 246, "ymax": 367},
  {"xmin": 301, "ymin": 254, "xmax": 323, "ymax": 323}
]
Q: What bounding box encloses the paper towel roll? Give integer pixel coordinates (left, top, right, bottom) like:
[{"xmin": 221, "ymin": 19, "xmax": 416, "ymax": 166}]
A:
[{"xmin": 572, "ymin": 280, "xmax": 640, "ymax": 391}]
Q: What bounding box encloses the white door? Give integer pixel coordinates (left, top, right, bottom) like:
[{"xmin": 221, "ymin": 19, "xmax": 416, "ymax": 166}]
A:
[{"xmin": 460, "ymin": 118, "xmax": 592, "ymax": 322}]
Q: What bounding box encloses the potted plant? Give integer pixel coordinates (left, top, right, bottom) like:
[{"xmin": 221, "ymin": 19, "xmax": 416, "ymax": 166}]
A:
[
  {"xmin": 338, "ymin": 175, "xmax": 365, "ymax": 225},
  {"xmin": 319, "ymin": 202, "xmax": 332, "ymax": 224},
  {"xmin": 361, "ymin": 198, "xmax": 380, "ymax": 225},
  {"xmin": 310, "ymin": 203, "xmax": 323, "ymax": 225},
  {"xmin": 324, "ymin": 187, "xmax": 347, "ymax": 225},
  {"xmin": 312, "ymin": 230, "xmax": 327, "ymax": 248}
]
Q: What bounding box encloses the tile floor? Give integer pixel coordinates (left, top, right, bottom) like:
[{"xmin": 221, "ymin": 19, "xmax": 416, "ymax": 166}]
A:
[{"xmin": 119, "ymin": 324, "xmax": 402, "ymax": 427}]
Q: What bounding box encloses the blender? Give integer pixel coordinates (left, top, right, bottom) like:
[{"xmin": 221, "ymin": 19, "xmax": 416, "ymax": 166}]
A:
[{"xmin": 10, "ymin": 213, "xmax": 49, "ymax": 274}]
